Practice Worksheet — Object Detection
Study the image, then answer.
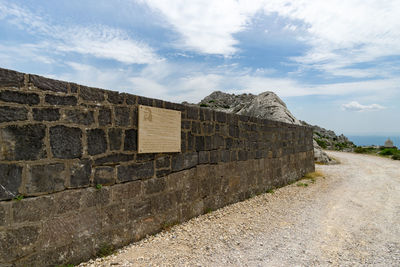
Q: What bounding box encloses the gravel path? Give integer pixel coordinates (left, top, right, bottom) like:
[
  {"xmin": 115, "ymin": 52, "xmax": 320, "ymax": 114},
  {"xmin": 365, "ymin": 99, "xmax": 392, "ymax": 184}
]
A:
[{"xmin": 80, "ymin": 152, "xmax": 400, "ymax": 266}]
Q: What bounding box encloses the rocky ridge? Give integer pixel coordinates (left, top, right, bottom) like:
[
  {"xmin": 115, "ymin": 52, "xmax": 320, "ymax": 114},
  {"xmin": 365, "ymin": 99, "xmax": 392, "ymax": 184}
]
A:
[{"xmin": 196, "ymin": 91, "xmax": 354, "ymax": 164}]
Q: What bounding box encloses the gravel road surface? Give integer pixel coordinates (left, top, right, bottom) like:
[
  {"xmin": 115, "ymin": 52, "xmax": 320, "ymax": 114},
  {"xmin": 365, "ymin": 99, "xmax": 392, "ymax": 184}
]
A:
[{"xmin": 80, "ymin": 152, "xmax": 400, "ymax": 266}]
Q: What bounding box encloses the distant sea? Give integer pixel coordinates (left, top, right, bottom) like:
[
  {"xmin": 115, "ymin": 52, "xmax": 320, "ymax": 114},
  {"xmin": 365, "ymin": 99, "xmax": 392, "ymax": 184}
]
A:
[{"xmin": 347, "ymin": 135, "xmax": 400, "ymax": 147}]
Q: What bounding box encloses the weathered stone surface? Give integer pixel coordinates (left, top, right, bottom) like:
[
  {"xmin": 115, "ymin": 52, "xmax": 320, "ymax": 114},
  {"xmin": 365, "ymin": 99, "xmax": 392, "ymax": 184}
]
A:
[
  {"xmin": 80, "ymin": 85, "xmax": 105, "ymax": 102},
  {"xmin": 0, "ymin": 90, "xmax": 40, "ymax": 105},
  {"xmin": 95, "ymin": 153, "xmax": 134, "ymax": 165},
  {"xmin": 108, "ymin": 128, "xmax": 122, "ymax": 150},
  {"xmin": 50, "ymin": 125, "xmax": 82, "ymax": 159},
  {"xmin": 12, "ymin": 195, "xmax": 55, "ymax": 222},
  {"xmin": 172, "ymin": 152, "xmax": 198, "ymax": 172},
  {"xmin": 33, "ymin": 108, "xmax": 60, "ymax": 121},
  {"xmin": 156, "ymin": 156, "xmax": 171, "ymax": 169},
  {"xmin": 0, "ymin": 106, "xmax": 28, "ymax": 123},
  {"xmin": 199, "ymin": 151, "xmax": 209, "ymax": 164},
  {"xmin": 0, "ymin": 124, "xmax": 46, "ymax": 160},
  {"xmin": 107, "ymin": 91, "xmax": 125, "ymax": 104},
  {"xmin": 70, "ymin": 159, "xmax": 91, "ymax": 188},
  {"xmin": 94, "ymin": 167, "xmax": 115, "ymax": 185},
  {"xmin": 144, "ymin": 177, "xmax": 166, "ymax": 194},
  {"xmin": 70, "ymin": 83, "xmax": 79, "ymax": 93},
  {"xmin": 26, "ymin": 163, "xmax": 65, "ymax": 194},
  {"xmin": 45, "ymin": 94, "xmax": 77, "ymax": 105},
  {"xmin": 186, "ymin": 106, "xmax": 199, "ymax": 120},
  {"xmin": 111, "ymin": 181, "xmax": 142, "ymax": 202},
  {"xmin": 98, "ymin": 108, "xmax": 112, "ymax": 126},
  {"xmin": 30, "ymin": 74, "xmax": 68, "ymax": 93},
  {"xmin": 0, "ymin": 68, "xmax": 24, "ymax": 87},
  {"xmin": 87, "ymin": 129, "xmax": 107, "ymax": 156},
  {"xmin": 138, "ymin": 96, "xmax": 153, "ymax": 106},
  {"xmin": 124, "ymin": 129, "xmax": 137, "ymax": 151},
  {"xmin": 80, "ymin": 187, "xmax": 111, "ymax": 208},
  {"xmin": 54, "ymin": 190, "xmax": 82, "ymax": 215},
  {"xmin": 115, "ymin": 107, "xmax": 130, "ymax": 126},
  {"xmin": 65, "ymin": 109, "xmax": 95, "ymax": 126},
  {"xmin": 156, "ymin": 169, "xmax": 172, "ymax": 178},
  {"xmin": 0, "ymin": 225, "xmax": 41, "ymax": 262},
  {"xmin": 0, "ymin": 164, "xmax": 22, "ymax": 200},
  {"xmin": 0, "ymin": 202, "xmax": 9, "ymax": 226},
  {"xmin": 117, "ymin": 161, "xmax": 154, "ymax": 182}
]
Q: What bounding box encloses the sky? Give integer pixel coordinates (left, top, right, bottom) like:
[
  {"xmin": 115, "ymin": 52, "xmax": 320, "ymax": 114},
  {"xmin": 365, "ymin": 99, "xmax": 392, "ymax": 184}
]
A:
[{"xmin": 0, "ymin": 0, "xmax": 399, "ymax": 136}]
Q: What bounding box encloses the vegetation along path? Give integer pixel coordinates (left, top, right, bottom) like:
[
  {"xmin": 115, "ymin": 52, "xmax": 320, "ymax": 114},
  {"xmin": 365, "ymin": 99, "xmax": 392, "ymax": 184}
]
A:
[{"xmin": 80, "ymin": 152, "xmax": 400, "ymax": 266}]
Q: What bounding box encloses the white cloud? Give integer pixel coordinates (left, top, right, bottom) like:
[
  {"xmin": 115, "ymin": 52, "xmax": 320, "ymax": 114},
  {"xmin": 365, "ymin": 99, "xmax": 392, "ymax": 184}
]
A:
[
  {"xmin": 0, "ymin": 1, "xmax": 160, "ymax": 64},
  {"xmin": 342, "ymin": 101, "xmax": 386, "ymax": 112},
  {"xmin": 140, "ymin": 0, "xmax": 265, "ymax": 55}
]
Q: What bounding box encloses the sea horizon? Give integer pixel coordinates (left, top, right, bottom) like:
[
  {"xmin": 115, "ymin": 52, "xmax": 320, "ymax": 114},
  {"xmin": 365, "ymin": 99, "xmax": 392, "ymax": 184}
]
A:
[{"xmin": 347, "ymin": 135, "xmax": 400, "ymax": 147}]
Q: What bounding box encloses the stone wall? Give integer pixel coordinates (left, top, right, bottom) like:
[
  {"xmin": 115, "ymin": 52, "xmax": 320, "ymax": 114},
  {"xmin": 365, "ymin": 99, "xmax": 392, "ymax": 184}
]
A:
[{"xmin": 0, "ymin": 67, "xmax": 314, "ymax": 266}]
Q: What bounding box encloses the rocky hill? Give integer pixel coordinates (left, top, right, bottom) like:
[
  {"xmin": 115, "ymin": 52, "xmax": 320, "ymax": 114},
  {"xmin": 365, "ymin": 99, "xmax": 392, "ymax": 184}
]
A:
[{"xmin": 195, "ymin": 91, "xmax": 354, "ymax": 164}]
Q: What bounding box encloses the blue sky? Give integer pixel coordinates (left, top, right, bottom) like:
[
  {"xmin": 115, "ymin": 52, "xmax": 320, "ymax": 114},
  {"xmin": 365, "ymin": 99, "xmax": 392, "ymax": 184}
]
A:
[{"xmin": 1, "ymin": 0, "xmax": 399, "ymax": 136}]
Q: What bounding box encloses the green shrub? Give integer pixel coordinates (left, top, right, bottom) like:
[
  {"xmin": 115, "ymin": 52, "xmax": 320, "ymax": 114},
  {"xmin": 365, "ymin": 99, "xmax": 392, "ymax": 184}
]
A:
[
  {"xmin": 392, "ymin": 154, "xmax": 400, "ymax": 160},
  {"xmin": 379, "ymin": 148, "xmax": 397, "ymax": 156},
  {"xmin": 316, "ymin": 139, "xmax": 327, "ymax": 149},
  {"xmin": 354, "ymin": 146, "xmax": 367, "ymax": 153},
  {"xmin": 200, "ymin": 103, "xmax": 209, "ymax": 107},
  {"xmin": 208, "ymin": 100, "xmax": 215, "ymax": 103}
]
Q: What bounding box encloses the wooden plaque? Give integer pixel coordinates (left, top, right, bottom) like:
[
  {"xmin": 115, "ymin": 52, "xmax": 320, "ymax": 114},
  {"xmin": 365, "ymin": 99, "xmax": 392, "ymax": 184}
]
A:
[{"xmin": 138, "ymin": 105, "xmax": 181, "ymax": 153}]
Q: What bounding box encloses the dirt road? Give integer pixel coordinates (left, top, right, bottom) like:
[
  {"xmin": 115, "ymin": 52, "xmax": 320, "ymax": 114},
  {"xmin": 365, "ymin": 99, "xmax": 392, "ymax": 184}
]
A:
[{"xmin": 81, "ymin": 152, "xmax": 400, "ymax": 266}]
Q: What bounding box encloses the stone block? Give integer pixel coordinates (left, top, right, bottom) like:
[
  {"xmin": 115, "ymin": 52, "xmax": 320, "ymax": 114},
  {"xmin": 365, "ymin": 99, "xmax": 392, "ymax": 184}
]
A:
[
  {"xmin": 115, "ymin": 107, "xmax": 130, "ymax": 126},
  {"xmin": 136, "ymin": 153, "xmax": 155, "ymax": 162},
  {"xmin": 124, "ymin": 129, "xmax": 137, "ymax": 151},
  {"xmin": 126, "ymin": 199, "xmax": 152, "ymax": 221},
  {"xmin": 156, "ymin": 169, "xmax": 172, "ymax": 178},
  {"xmin": 102, "ymin": 203, "xmax": 127, "ymax": 230},
  {"xmin": 0, "ymin": 163, "xmax": 22, "ymax": 200},
  {"xmin": 33, "ymin": 108, "xmax": 60, "ymax": 121},
  {"xmin": 221, "ymin": 150, "xmax": 230, "ymax": 162},
  {"xmin": 137, "ymin": 96, "xmax": 153, "ymax": 106},
  {"xmin": 238, "ymin": 150, "xmax": 248, "ymax": 161},
  {"xmin": 80, "ymin": 85, "xmax": 105, "ymax": 102},
  {"xmin": 192, "ymin": 121, "xmax": 201, "ymax": 134},
  {"xmin": 45, "ymin": 94, "xmax": 77, "ymax": 105},
  {"xmin": 107, "ymin": 91, "xmax": 125, "ymax": 104},
  {"xmin": 210, "ymin": 150, "xmax": 219, "ymax": 164},
  {"xmin": 215, "ymin": 111, "xmax": 227, "ymax": 123},
  {"xmin": 0, "ymin": 225, "xmax": 41, "ymax": 263},
  {"xmin": 144, "ymin": 177, "xmax": 166, "ymax": 194},
  {"xmin": 0, "ymin": 68, "xmax": 24, "ymax": 87},
  {"xmin": 54, "ymin": 190, "xmax": 82, "ymax": 215},
  {"xmin": 0, "ymin": 106, "xmax": 28, "ymax": 123},
  {"xmin": 26, "ymin": 163, "xmax": 65, "ymax": 194},
  {"xmin": 200, "ymin": 108, "xmax": 213, "ymax": 121},
  {"xmin": 195, "ymin": 136, "xmax": 205, "ymax": 151},
  {"xmin": 156, "ymin": 155, "xmax": 171, "ymax": 169},
  {"xmin": 65, "ymin": 109, "xmax": 95, "ymax": 126},
  {"xmin": 117, "ymin": 161, "xmax": 154, "ymax": 182},
  {"xmin": 94, "ymin": 166, "xmax": 115, "ymax": 185},
  {"xmin": 30, "ymin": 74, "xmax": 68, "ymax": 92},
  {"xmin": 50, "ymin": 125, "xmax": 82, "ymax": 159},
  {"xmin": 12, "ymin": 195, "xmax": 55, "ymax": 223},
  {"xmin": 172, "ymin": 152, "xmax": 198, "ymax": 172},
  {"xmin": 80, "ymin": 187, "xmax": 111, "ymax": 208},
  {"xmin": 98, "ymin": 108, "xmax": 112, "ymax": 126},
  {"xmin": 186, "ymin": 106, "xmax": 199, "ymax": 120},
  {"xmin": 87, "ymin": 129, "xmax": 107, "ymax": 156},
  {"xmin": 108, "ymin": 128, "xmax": 122, "ymax": 150},
  {"xmin": 70, "ymin": 159, "xmax": 92, "ymax": 188},
  {"xmin": 70, "ymin": 83, "xmax": 79, "ymax": 93},
  {"xmin": 0, "ymin": 90, "xmax": 39, "ymax": 105},
  {"xmin": 41, "ymin": 208, "xmax": 101, "ymax": 248},
  {"xmin": 94, "ymin": 153, "xmax": 134, "ymax": 165},
  {"xmin": 111, "ymin": 180, "xmax": 142, "ymax": 202},
  {"xmin": 126, "ymin": 94, "xmax": 137, "ymax": 105},
  {"xmin": 0, "ymin": 124, "xmax": 46, "ymax": 160},
  {"xmin": 199, "ymin": 151, "xmax": 209, "ymax": 164},
  {"xmin": 0, "ymin": 202, "xmax": 10, "ymax": 226}
]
